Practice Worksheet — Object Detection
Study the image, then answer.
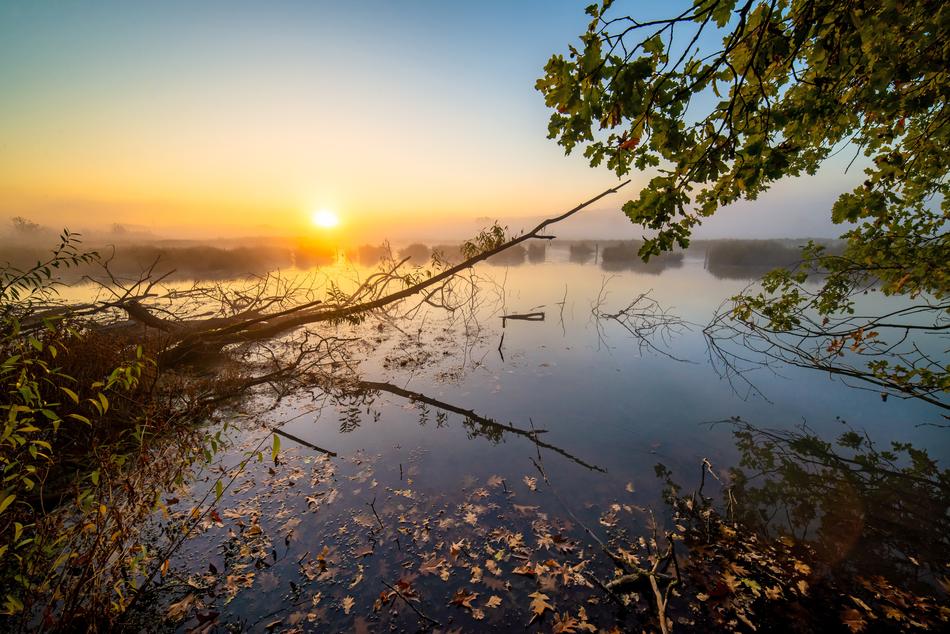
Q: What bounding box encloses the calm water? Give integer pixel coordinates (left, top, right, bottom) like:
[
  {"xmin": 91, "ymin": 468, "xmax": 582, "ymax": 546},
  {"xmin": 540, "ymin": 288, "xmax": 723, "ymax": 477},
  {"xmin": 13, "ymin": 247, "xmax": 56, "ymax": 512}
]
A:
[{"xmin": 156, "ymin": 245, "xmax": 947, "ymax": 631}]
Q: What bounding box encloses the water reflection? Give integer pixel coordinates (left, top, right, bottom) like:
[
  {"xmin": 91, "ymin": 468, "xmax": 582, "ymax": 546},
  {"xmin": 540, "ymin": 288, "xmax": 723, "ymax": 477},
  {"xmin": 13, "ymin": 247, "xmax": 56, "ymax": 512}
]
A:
[
  {"xmin": 486, "ymin": 244, "xmax": 526, "ymax": 266},
  {"xmin": 527, "ymin": 242, "xmax": 546, "ymax": 263},
  {"xmin": 645, "ymin": 418, "xmax": 950, "ymax": 631},
  {"xmin": 721, "ymin": 417, "xmax": 949, "ymax": 583},
  {"xmin": 568, "ymin": 242, "xmax": 595, "ymax": 263},
  {"xmin": 342, "ymin": 379, "xmax": 607, "ymax": 472}
]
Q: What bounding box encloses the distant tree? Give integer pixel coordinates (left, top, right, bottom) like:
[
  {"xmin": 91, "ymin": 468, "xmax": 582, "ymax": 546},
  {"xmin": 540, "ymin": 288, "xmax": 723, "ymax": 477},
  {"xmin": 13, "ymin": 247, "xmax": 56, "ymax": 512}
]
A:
[
  {"xmin": 539, "ymin": 0, "xmax": 948, "ymax": 408},
  {"xmin": 398, "ymin": 243, "xmax": 430, "ymax": 263},
  {"xmin": 10, "ymin": 217, "xmax": 41, "ymax": 234}
]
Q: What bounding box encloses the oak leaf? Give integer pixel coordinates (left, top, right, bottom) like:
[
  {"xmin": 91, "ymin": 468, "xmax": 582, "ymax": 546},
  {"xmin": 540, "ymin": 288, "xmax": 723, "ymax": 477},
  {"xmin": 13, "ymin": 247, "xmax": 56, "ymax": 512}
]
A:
[
  {"xmin": 449, "ymin": 588, "xmax": 478, "ymax": 610},
  {"xmin": 528, "ymin": 591, "xmax": 554, "ymax": 624}
]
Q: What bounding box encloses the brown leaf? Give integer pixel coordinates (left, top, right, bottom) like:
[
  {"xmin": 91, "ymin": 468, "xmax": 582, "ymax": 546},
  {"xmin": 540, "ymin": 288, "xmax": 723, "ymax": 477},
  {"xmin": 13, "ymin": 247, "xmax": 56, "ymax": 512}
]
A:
[
  {"xmin": 167, "ymin": 594, "xmax": 196, "ymax": 621},
  {"xmin": 528, "ymin": 591, "xmax": 554, "ymax": 624},
  {"xmin": 342, "ymin": 596, "xmax": 355, "ymax": 615},
  {"xmin": 523, "ymin": 476, "xmax": 538, "ymax": 491},
  {"xmin": 553, "ymin": 612, "xmax": 579, "ymax": 633},
  {"xmin": 576, "ymin": 607, "xmax": 597, "ymax": 632},
  {"xmin": 419, "ymin": 556, "xmax": 447, "ymax": 577},
  {"xmin": 513, "ymin": 562, "xmax": 538, "ymax": 577},
  {"xmin": 619, "ymin": 136, "xmax": 641, "ymax": 150},
  {"xmin": 841, "ymin": 608, "xmax": 867, "ymax": 633},
  {"xmin": 485, "ymin": 595, "xmax": 502, "ymax": 609},
  {"xmin": 245, "ymin": 523, "xmax": 263, "ymax": 537},
  {"xmin": 849, "ymin": 595, "xmax": 874, "ymax": 614},
  {"xmin": 793, "ymin": 560, "xmax": 812, "ymax": 576},
  {"xmin": 722, "ymin": 571, "xmax": 741, "ymax": 593},
  {"xmin": 449, "ymin": 588, "xmax": 478, "ymax": 610},
  {"xmin": 469, "ymin": 565, "xmax": 483, "ymax": 584}
]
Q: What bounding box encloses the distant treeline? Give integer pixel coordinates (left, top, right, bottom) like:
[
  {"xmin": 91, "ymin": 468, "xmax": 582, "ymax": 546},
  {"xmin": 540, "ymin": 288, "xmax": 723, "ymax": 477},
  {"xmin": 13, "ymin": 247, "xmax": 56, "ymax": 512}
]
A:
[
  {"xmin": 0, "ymin": 229, "xmax": 843, "ymax": 282},
  {"xmin": 693, "ymin": 238, "xmax": 844, "ymax": 279}
]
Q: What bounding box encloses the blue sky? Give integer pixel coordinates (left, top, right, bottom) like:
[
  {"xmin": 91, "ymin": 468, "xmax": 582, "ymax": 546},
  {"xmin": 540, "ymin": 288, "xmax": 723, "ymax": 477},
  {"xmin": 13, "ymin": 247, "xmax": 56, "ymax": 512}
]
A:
[{"xmin": 0, "ymin": 1, "xmax": 855, "ymax": 240}]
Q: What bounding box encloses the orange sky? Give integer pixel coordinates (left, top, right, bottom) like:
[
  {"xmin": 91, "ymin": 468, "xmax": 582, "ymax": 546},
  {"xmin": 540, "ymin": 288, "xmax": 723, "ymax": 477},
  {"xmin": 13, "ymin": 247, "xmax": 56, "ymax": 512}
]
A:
[{"xmin": 0, "ymin": 2, "xmax": 632, "ymax": 241}]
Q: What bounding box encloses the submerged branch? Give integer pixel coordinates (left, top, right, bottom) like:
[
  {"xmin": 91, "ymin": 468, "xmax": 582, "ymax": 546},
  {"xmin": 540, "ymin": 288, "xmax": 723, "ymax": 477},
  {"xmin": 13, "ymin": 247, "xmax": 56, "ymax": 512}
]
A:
[{"xmin": 354, "ymin": 380, "xmax": 607, "ymax": 473}]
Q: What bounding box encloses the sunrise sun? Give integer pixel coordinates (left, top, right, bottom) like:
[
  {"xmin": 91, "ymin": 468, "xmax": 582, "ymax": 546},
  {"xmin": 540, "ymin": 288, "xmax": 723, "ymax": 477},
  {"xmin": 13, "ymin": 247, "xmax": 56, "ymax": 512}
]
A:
[{"xmin": 310, "ymin": 209, "xmax": 340, "ymax": 229}]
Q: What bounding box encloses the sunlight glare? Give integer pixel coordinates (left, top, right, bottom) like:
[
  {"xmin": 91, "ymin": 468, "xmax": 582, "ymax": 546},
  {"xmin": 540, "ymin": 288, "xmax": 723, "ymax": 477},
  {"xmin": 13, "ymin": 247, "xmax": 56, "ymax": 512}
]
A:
[{"xmin": 311, "ymin": 209, "xmax": 340, "ymax": 229}]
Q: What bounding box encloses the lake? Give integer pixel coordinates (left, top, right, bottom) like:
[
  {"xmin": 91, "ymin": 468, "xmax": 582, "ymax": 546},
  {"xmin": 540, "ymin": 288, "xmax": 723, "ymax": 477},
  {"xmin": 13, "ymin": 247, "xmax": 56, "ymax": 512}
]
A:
[{"xmin": 149, "ymin": 244, "xmax": 947, "ymax": 631}]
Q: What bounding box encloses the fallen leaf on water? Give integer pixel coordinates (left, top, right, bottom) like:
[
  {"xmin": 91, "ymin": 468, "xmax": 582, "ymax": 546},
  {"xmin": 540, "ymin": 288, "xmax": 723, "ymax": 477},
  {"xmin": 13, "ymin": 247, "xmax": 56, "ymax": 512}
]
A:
[
  {"xmin": 523, "ymin": 476, "xmax": 538, "ymax": 491},
  {"xmin": 419, "ymin": 556, "xmax": 448, "ymax": 577},
  {"xmin": 625, "ymin": 482, "xmax": 635, "ymax": 493},
  {"xmin": 245, "ymin": 523, "xmax": 263, "ymax": 537},
  {"xmin": 342, "ymin": 596, "xmax": 355, "ymax": 615},
  {"xmin": 513, "ymin": 562, "xmax": 538, "ymax": 577},
  {"xmin": 553, "ymin": 611, "xmax": 581, "ymax": 633},
  {"xmin": 841, "ymin": 608, "xmax": 867, "ymax": 633},
  {"xmin": 793, "ymin": 560, "xmax": 812, "ymax": 576},
  {"xmin": 472, "ymin": 608, "xmax": 485, "ymax": 620},
  {"xmin": 349, "ymin": 565, "xmax": 364, "ymax": 588},
  {"xmin": 528, "ymin": 591, "xmax": 554, "ymax": 624},
  {"xmin": 485, "ymin": 595, "xmax": 502, "ymax": 609},
  {"xmin": 722, "ymin": 571, "xmax": 740, "ymax": 593},
  {"xmin": 575, "ymin": 607, "xmax": 597, "ymax": 632},
  {"xmin": 449, "ymin": 588, "xmax": 478, "ymax": 610},
  {"xmin": 167, "ymin": 594, "xmax": 195, "ymax": 621},
  {"xmin": 882, "ymin": 606, "xmax": 904, "ymax": 621},
  {"xmin": 469, "ymin": 565, "xmax": 483, "ymax": 584}
]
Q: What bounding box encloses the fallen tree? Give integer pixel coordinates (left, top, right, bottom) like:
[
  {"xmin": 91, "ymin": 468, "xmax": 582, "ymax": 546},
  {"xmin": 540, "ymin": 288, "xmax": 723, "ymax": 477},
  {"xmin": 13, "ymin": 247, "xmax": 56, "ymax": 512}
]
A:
[{"xmin": 75, "ymin": 181, "xmax": 630, "ymax": 368}]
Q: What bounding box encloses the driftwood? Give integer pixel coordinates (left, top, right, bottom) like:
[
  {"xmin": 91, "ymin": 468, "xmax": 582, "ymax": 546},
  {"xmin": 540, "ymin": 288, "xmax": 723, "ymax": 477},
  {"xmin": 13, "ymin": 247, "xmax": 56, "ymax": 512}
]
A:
[
  {"xmin": 501, "ymin": 311, "xmax": 545, "ymax": 327},
  {"xmin": 108, "ymin": 182, "xmax": 629, "ymax": 367}
]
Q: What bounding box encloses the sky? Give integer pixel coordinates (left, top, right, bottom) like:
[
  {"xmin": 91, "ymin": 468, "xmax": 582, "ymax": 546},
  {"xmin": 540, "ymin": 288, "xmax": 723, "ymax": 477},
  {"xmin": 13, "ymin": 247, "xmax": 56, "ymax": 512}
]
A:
[{"xmin": 0, "ymin": 0, "xmax": 859, "ymax": 242}]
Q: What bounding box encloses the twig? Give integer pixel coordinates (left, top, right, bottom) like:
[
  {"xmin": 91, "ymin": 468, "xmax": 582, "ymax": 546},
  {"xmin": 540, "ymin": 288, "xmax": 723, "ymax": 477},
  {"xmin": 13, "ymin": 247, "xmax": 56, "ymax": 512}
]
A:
[
  {"xmin": 382, "ymin": 580, "xmax": 443, "ymax": 628},
  {"xmin": 272, "ymin": 429, "xmax": 337, "ymax": 457},
  {"xmin": 368, "ymin": 496, "xmax": 385, "ymax": 530}
]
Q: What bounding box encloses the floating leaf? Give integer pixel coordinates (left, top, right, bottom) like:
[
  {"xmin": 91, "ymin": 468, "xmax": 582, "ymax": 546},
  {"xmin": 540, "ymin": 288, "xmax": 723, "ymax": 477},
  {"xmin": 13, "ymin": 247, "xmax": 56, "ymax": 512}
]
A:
[
  {"xmin": 528, "ymin": 591, "xmax": 554, "ymax": 624},
  {"xmin": 449, "ymin": 588, "xmax": 478, "ymax": 610},
  {"xmin": 166, "ymin": 594, "xmax": 195, "ymax": 621}
]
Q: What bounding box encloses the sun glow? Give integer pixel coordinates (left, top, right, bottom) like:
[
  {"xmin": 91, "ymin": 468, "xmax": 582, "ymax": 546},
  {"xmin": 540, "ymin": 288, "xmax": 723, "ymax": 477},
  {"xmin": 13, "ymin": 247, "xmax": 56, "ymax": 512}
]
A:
[{"xmin": 311, "ymin": 209, "xmax": 340, "ymax": 229}]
